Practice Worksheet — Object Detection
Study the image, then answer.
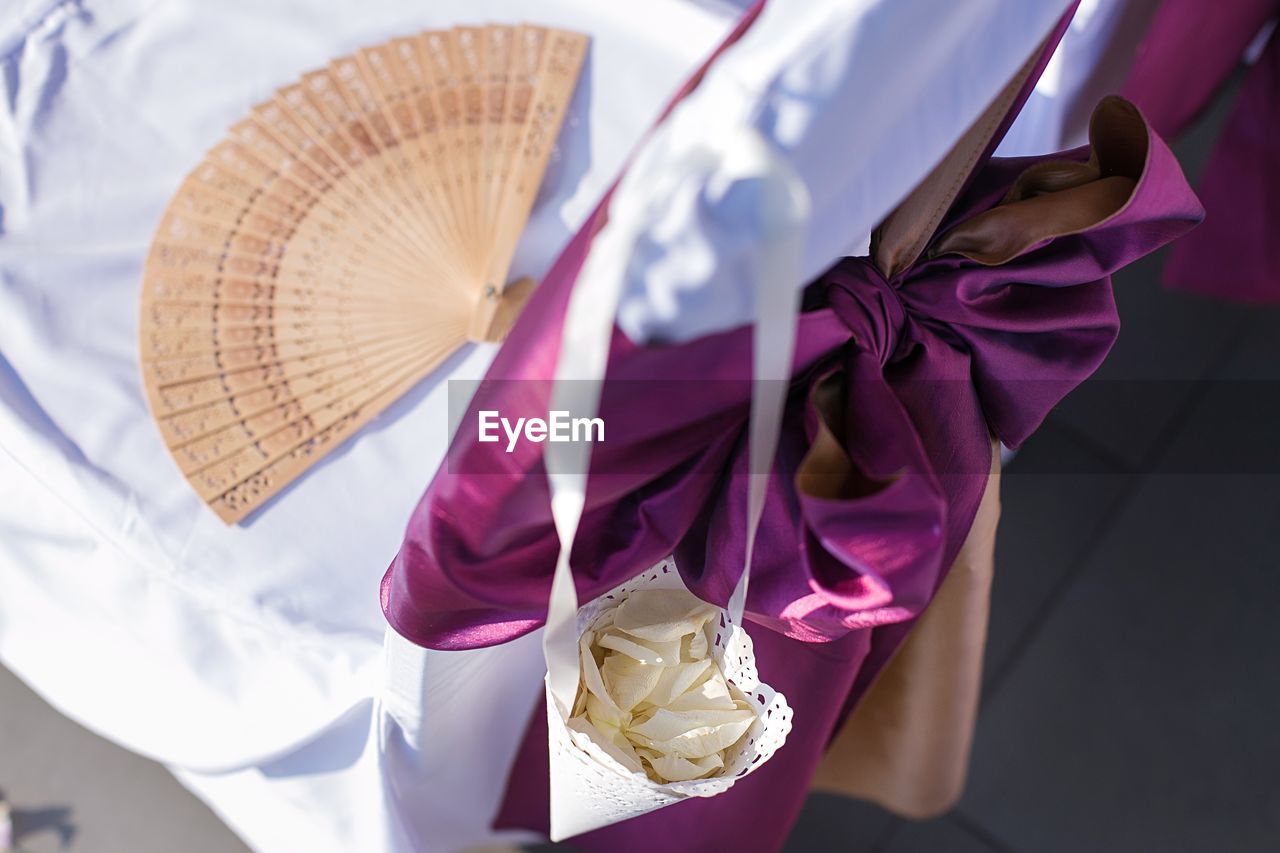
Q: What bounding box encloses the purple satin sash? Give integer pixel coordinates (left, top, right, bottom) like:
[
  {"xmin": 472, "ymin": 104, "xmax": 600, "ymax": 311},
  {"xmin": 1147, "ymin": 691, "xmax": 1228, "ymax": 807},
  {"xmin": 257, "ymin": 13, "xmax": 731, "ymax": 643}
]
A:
[
  {"xmin": 381, "ymin": 117, "xmax": 1201, "ymax": 654},
  {"xmin": 1124, "ymin": 0, "xmax": 1279, "ymax": 301},
  {"xmin": 379, "ymin": 12, "xmax": 1204, "ymax": 852}
]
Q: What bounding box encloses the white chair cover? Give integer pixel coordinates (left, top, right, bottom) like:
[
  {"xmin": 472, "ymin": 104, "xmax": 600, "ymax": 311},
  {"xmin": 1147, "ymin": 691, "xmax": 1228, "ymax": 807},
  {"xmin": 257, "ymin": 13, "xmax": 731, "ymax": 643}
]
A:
[{"xmin": 0, "ymin": 0, "xmax": 1070, "ymax": 849}]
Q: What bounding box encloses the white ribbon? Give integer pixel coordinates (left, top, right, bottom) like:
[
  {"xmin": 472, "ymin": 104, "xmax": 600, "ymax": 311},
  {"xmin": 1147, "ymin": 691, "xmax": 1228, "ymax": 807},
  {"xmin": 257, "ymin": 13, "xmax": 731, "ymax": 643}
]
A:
[{"xmin": 542, "ymin": 125, "xmax": 811, "ymax": 716}]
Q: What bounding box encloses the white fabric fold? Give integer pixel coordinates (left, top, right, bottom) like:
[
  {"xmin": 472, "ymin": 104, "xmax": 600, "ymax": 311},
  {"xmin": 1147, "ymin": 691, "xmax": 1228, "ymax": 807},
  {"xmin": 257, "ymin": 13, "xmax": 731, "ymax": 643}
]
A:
[{"xmin": 614, "ymin": 0, "xmax": 1074, "ymax": 344}]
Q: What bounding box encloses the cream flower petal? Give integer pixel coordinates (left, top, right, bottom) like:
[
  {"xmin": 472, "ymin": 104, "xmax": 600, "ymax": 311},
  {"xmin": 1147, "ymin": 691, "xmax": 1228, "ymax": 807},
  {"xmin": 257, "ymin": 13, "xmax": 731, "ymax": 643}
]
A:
[
  {"xmin": 567, "ymin": 717, "xmax": 644, "ymax": 775},
  {"xmin": 686, "ymin": 627, "xmax": 709, "ymax": 661},
  {"xmin": 645, "ymin": 750, "xmax": 724, "ymax": 783},
  {"xmin": 598, "ymin": 629, "xmax": 681, "ymax": 665},
  {"xmin": 586, "ymin": 693, "xmax": 627, "ymax": 728},
  {"xmin": 601, "ymin": 654, "xmax": 665, "ymax": 712},
  {"xmin": 579, "ymin": 632, "xmax": 624, "ymax": 721},
  {"xmin": 611, "ymin": 589, "xmax": 718, "ymax": 642},
  {"xmin": 623, "ymin": 708, "xmax": 746, "ymax": 745},
  {"xmin": 644, "ymin": 658, "xmax": 713, "ymax": 708},
  {"xmin": 570, "ymin": 587, "xmax": 767, "ymax": 786},
  {"xmin": 641, "ymin": 720, "xmax": 755, "ymax": 760},
  {"xmin": 626, "ymin": 708, "xmax": 756, "ymax": 758},
  {"xmin": 663, "ymin": 670, "xmax": 739, "ymax": 712}
]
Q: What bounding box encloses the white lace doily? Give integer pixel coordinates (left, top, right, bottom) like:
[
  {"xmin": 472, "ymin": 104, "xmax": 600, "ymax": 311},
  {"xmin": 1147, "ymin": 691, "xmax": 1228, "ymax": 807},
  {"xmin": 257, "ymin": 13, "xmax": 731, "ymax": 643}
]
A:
[{"xmin": 546, "ymin": 557, "xmax": 793, "ymax": 839}]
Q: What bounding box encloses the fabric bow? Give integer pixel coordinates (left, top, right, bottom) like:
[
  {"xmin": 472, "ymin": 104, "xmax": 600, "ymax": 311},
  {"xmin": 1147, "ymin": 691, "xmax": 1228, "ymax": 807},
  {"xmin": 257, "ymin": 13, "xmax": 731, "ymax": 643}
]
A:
[
  {"xmin": 382, "ymin": 97, "xmax": 1202, "ymax": 650},
  {"xmin": 1123, "ymin": 0, "xmax": 1279, "ymax": 302}
]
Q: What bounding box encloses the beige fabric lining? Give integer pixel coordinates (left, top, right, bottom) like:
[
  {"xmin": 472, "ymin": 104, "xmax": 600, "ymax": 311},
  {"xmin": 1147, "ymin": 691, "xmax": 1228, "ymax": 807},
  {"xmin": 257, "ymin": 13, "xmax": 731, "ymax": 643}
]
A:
[{"xmin": 811, "ymin": 441, "xmax": 1000, "ymax": 818}]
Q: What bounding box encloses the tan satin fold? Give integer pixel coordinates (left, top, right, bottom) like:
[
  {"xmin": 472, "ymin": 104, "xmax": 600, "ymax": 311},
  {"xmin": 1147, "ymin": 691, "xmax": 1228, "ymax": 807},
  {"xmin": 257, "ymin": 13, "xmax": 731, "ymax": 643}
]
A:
[
  {"xmin": 811, "ymin": 441, "xmax": 1000, "ymax": 819},
  {"xmin": 871, "ymin": 42, "xmax": 1043, "ymax": 278},
  {"xmin": 932, "ymin": 97, "xmax": 1150, "ymax": 266}
]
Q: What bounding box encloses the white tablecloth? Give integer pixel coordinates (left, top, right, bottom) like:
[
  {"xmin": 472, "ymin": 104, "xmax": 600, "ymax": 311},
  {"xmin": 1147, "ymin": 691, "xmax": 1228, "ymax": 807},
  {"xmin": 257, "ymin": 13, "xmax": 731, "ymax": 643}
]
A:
[
  {"xmin": 1, "ymin": 2, "xmax": 740, "ymax": 848},
  {"xmin": 0, "ymin": 1, "xmax": 1070, "ymax": 849}
]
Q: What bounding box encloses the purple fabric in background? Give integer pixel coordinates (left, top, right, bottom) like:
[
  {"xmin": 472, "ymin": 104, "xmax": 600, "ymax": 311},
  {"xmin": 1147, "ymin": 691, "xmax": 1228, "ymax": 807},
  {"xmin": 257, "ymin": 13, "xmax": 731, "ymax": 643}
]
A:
[
  {"xmin": 380, "ymin": 11, "xmax": 1204, "ymax": 853},
  {"xmin": 1124, "ymin": 0, "xmax": 1279, "ymax": 301}
]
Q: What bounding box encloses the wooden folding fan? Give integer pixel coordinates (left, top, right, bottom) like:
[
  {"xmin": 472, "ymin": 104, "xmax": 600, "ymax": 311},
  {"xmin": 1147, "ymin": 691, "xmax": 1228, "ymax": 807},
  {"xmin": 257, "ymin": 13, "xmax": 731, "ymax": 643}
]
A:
[{"xmin": 139, "ymin": 25, "xmax": 588, "ymax": 523}]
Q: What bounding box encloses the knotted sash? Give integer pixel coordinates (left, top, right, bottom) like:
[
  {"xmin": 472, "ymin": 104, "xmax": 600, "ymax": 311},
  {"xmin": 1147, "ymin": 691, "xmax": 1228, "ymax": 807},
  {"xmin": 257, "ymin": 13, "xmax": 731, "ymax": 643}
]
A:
[
  {"xmin": 382, "ymin": 98, "xmax": 1201, "ymax": 651},
  {"xmin": 380, "ymin": 92, "xmax": 1201, "ymax": 850}
]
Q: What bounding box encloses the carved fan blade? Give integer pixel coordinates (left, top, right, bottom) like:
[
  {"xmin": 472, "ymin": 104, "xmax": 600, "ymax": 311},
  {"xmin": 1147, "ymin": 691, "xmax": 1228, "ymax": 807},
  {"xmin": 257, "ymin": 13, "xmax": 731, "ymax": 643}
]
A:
[{"xmin": 140, "ymin": 24, "xmax": 588, "ymax": 523}]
